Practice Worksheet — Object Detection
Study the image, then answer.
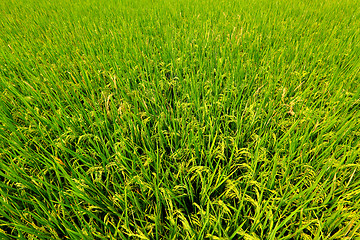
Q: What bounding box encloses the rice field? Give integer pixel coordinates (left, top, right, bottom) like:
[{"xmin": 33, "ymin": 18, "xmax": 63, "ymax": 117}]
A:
[{"xmin": 1, "ymin": 0, "xmax": 360, "ymax": 239}]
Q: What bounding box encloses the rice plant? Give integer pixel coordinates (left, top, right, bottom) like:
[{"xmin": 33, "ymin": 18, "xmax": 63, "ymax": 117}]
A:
[{"xmin": 1, "ymin": 0, "xmax": 360, "ymax": 239}]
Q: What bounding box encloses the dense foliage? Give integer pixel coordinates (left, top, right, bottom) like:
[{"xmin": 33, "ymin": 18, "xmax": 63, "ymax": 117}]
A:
[{"xmin": 1, "ymin": 0, "xmax": 360, "ymax": 239}]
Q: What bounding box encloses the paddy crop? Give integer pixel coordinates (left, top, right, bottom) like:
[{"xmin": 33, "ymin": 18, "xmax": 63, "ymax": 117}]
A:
[{"xmin": 0, "ymin": 0, "xmax": 360, "ymax": 239}]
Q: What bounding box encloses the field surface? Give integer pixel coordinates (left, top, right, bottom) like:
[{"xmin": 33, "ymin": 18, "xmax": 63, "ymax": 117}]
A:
[{"xmin": 1, "ymin": 0, "xmax": 360, "ymax": 239}]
